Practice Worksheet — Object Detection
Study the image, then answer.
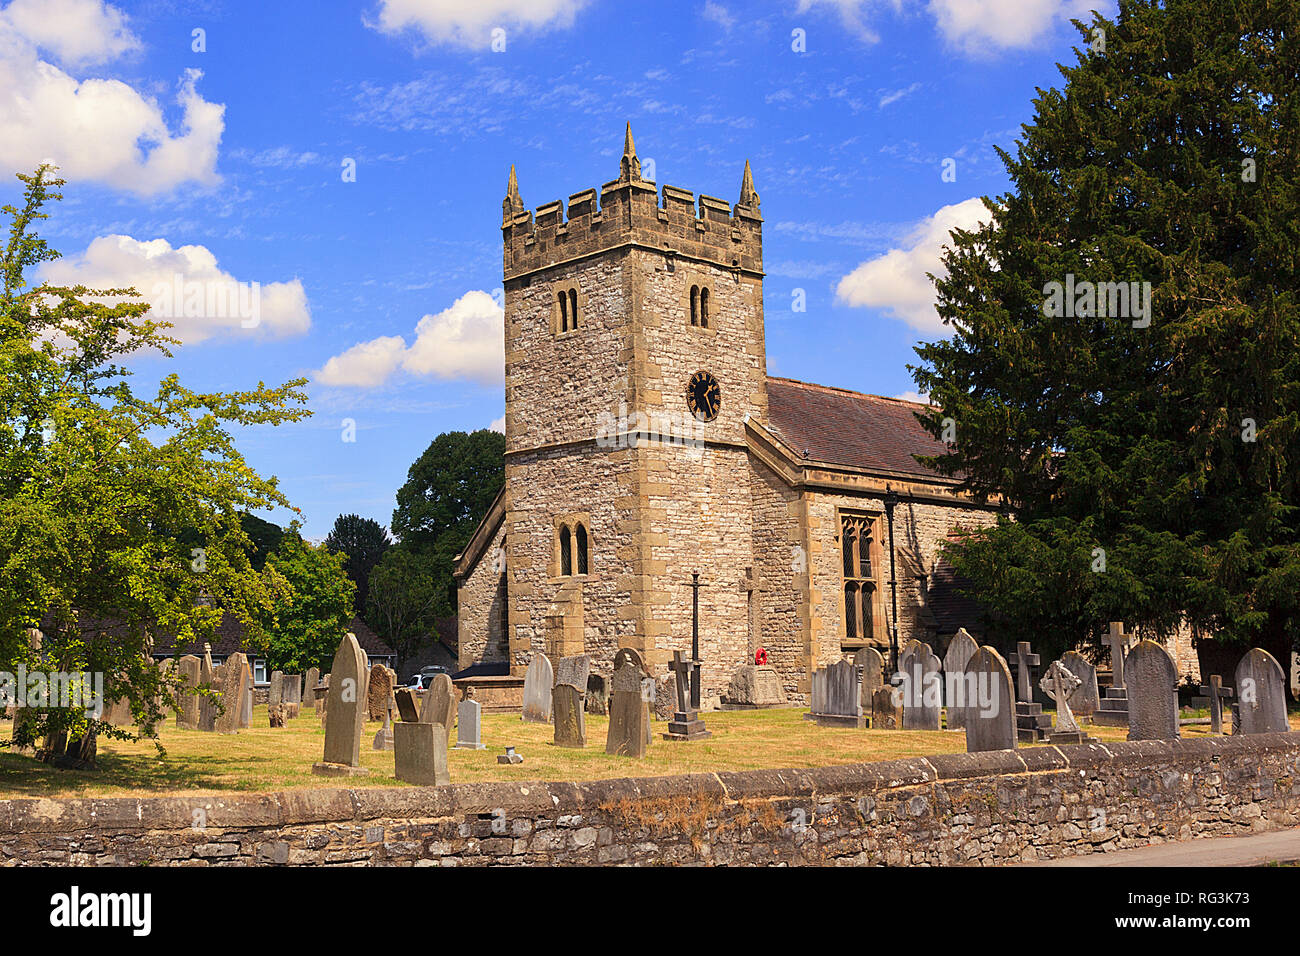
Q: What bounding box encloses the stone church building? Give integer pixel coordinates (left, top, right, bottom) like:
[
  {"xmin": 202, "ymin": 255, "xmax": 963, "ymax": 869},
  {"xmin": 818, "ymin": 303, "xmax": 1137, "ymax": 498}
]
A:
[{"xmin": 454, "ymin": 127, "xmax": 1001, "ymax": 703}]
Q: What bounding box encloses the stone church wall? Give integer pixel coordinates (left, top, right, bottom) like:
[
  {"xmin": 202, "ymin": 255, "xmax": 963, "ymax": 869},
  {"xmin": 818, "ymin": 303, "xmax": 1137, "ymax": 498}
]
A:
[{"xmin": 457, "ymin": 519, "xmax": 508, "ymax": 670}]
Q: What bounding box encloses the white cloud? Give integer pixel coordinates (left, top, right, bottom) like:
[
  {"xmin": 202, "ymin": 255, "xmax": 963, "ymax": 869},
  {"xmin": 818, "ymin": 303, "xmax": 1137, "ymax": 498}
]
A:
[
  {"xmin": 489, "ymin": 415, "xmax": 505, "ymax": 433},
  {"xmin": 367, "ymin": 0, "xmax": 590, "ymax": 48},
  {"xmin": 0, "ymin": 1, "xmax": 224, "ymax": 196},
  {"xmin": 315, "ymin": 336, "xmax": 407, "ymax": 388},
  {"xmin": 40, "ymin": 235, "xmax": 311, "ymax": 345},
  {"xmin": 315, "ymin": 290, "xmax": 504, "ymax": 388},
  {"xmin": 701, "ymin": 1, "xmax": 736, "ymax": 30},
  {"xmin": 927, "ymin": 0, "xmax": 1101, "ymax": 54},
  {"xmin": 878, "ymin": 82, "xmax": 920, "ymax": 108},
  {"xmin": 797, "ymin": 0, "xmax": 1105, "ymax": 51},
  {"xmin": 893, "ymin": 389, "xmax": 931, "ymax": 404},
  {"xmin": 835, "ymin": 197, "xmax": 990, "ymax": 333},
  {"xmin": 0, "ymin": 0, "xmax": 140, "ymax": 67}
]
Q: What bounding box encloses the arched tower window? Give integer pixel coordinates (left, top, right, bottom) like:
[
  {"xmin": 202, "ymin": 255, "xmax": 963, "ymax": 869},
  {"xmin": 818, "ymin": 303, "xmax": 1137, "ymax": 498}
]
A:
[
  {"xmin": 558, "ymin": 290, "xmax": 569, "ymax": 332},
  {"xmin": 576, "ymin": 524, "xmax": 589, "ymax": 574},
  {"xmin": 700, "ymin": 287, "xmax": 710, "ymax": 328},
  {"xmin": 568, "ymin": 288, "xmax": 579, "ymax": 329},
  {"xmin": 690, "ymin": 285, "xmax": 700, "ymax": 326},
  {"xmin": 559, "ymin": 524, "xmax": 573, "ymax": 576}
]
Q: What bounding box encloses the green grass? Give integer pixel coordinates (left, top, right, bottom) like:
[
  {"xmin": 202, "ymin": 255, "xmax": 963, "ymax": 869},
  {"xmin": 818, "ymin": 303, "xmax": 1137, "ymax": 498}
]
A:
[{"xmin": 1, "ymin": 705, "xmax": 1294, "ymax": 800}]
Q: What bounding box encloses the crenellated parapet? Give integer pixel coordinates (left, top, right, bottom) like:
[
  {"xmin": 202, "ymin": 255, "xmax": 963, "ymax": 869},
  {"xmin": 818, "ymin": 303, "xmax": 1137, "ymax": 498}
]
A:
[{"xmin": 502, "ymin": 125, "xmax": 763, "ymax": 282}]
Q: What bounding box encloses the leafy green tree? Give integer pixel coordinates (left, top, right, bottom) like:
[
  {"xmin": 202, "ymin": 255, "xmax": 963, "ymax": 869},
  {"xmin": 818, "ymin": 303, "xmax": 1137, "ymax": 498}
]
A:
[
  {"xmin": 0, "ymin": 167, "xmax": 309, "ymax": 764},
  {"xmin": 366, "ymin": 546, "xmax": 443, "ymax": 670},
  {"xmin": 260, "ymin": 535, "xmax": 356, "ymax": 673},
  {"xmin": 911, "ymin": 1, "xmax": 1300, "ymax": 674},
  {"xmin": 324, "ymin": 513, "xmax": 391, "ymax": 616},
  {"xmin": 391, "ymin": 428, "xmax": 504, "ymax": 619}
]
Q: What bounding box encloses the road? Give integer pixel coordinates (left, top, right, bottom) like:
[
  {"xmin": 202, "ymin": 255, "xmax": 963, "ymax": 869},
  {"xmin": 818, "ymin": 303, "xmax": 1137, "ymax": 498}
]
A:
[{"xmin": 1024, "ymin": 828, "xmax": 1300, "ymax": 867}]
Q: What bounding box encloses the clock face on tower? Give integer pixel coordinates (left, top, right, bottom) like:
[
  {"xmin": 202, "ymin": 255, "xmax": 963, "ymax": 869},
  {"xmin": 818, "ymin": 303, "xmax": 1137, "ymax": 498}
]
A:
[{"xmin": 687, "ymin": 370, "xmax": 721, "ymax": 422}]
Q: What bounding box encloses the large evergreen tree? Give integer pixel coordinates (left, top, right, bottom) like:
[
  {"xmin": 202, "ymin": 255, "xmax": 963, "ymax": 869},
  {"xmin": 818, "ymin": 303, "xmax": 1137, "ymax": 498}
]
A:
[
  {"xmin": 912, "ymin": 0, "xmax": 1300, "ymax": 671},
  {"xmin": 324, "ymin": 513, "xmax": 391, "ymax": 615}
]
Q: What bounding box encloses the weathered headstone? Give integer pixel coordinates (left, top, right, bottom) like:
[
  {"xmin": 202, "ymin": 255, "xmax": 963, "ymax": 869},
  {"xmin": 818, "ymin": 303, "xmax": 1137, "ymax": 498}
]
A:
[
  {"xmin": 870, "ymin": 686, "xmax": 899, "ymax": 729},
  {"xmin": 268, "ymin": 704, "xmax": 287, "ymax": 728},
  {"xmin": 367, "ymin": 664, "xmax": 394, "ymax": 722},
  {"xmin": 521, "ymin": 653, "xmax": 554, "ymax": 723},
  {"xmin": 586, "ymin": 673, "xmax": 608, "ymax": 715},
  {"xmin": 553, "ymin": 684, "xmax": 586, "ymax": 748},
  {"xmin": 283, "ymin": 674, "xmax": 301, "ymax": 705},
  {"xmin": 606, "ymin": 648, "xmax": 649, "ymax": 757},
  {"xmin": 175, "ymin": 655, "xmax": 201, "ymax": 729},
  {"xmin": 455, "ymin": 697, "xmax": 486, "ymax": 749},
  {"xmin": 805, "ymin": 658, "xmax": 864, "ymax": 727},
  {"xmin": 394, "ymin": 720, "xmax": 449, "ymax": 785},
  {"xmin": 419, "ymin": 673, "xmax": 456, "ymax": 751},
  {"xmin": 1095, "ymin": 622, "xmax": 1133, "ymax": 726},
  {"xmin": 1126, "ymin": 640, "xmax": 1180, "ymax": 741},
  {"xmin": 215, "ymin": 653, "xmax": 250, "ymax": 735},
  {"xmin": 554, "ymin": 654, "xmax": 590, "ymax": 693},
  {"xmin": 312, "ymin": 633, "xmax": 370, "ymax": 776},
  {"xmin": 855, "ymin": 647, "xmax": 885, "ymax": 716},
  {"xmin": 1234, "ymin": 648, "xmax": 1289, "ymax": 735},
  {"xmin": 395, "ymin": 687, "xmax": 421, "ymax": 723},
  {"xmin": 966, "ymin": 646, "xmax": 1017, "ymax": 752},
  {"xmin": 942, "ymin": 629, "xmax": 979, "ymax": 729},
  {"xmin": 269, "ymin": 671, "xmax": 284, "ymax": 707},
  {"xmin": 724, "ymin": 663, "xmax": 787, "ymax": 709},
  {"xmin": 239, "ymin": 659, "xmax": 253, "ymax": 728},
  {"xmin": 1060, "ymin": 650, "xmax": 1100, "ymax": 718},
  {"xmin": 197, "ymin": 645, "xmax": 217, "ymax": 732},
  {"xmin": 899, "ymin": 641, "xmax": 941, "ymax": 731},
  {"xmin": 304, "ymin": 666, "xmax": 320, "ymax": 709}
]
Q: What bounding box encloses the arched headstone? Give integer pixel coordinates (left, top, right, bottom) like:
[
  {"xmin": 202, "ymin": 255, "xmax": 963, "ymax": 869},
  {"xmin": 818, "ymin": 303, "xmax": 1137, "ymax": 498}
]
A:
[
  {"xmin": 855, "ymin": 647, "xmax": 885, "ymax": 714},
  {"xmin": 943, "ymin": 629, "xmax": 979, "ymax": 729},
  {"xmin": 1234, "ymin": 648, "xmax": 1289, "ymax": 735},
  {"xmin": 1126, "ymin": 640, "xmax": 1179, "ymax": 741},
  {"xmin": 521, "ymin": 653, "xmax": 554, "ymax": 723},
  {"xmin": 1061, "ymin": 650, "xmax": 1100, "ymax": 718},
  {"xmin": 966, "ymin": 646, "xmax": 1016, "ymax": 752},
  {"xmin": 312, "ymin": 633, "xmax": 370, "ymax": 775},
  {"xmin": 900, "ymin": 641, "xmax": 941, "ymax": 730}
]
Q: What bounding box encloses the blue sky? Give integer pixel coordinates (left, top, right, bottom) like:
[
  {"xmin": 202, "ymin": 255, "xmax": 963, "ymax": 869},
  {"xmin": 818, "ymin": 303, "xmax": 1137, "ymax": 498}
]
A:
[{"xmin": 0, "ymin": 0, "xmax": 1114, "ymax": 539}]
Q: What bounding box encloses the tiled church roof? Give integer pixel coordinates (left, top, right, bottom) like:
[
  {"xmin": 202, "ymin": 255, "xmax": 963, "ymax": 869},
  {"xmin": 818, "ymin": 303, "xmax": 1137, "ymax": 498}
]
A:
[{"xmin": 764, "ymin": 377, "xmax": 948, "ymax": 478}]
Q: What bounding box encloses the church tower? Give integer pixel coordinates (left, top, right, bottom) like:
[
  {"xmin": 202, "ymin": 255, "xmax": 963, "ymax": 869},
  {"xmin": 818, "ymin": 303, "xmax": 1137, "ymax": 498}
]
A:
[{"xmin": 498, "ymin": 126, "xmax": 769, "ymax": 690}]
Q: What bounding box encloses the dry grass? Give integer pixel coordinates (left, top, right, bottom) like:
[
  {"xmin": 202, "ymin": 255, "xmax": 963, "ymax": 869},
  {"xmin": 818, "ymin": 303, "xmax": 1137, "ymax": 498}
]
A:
[{"xmin": 1, "ymin": 705, "xmax": 1295, "ymax": 800}]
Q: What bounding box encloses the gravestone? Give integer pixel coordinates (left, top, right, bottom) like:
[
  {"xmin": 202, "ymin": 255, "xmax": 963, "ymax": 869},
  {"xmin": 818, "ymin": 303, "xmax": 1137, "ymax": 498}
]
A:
[
  {"xmin": 239, "ymin": 659, "xmax": 253, "ymax": 728},
  {"xmin": 855, "ymin": 647, "xmax": 885, "ymax": 716},
  {"xmin": 870, "ymin": 687, "xmax": 899, "ymax": 729},
  {"xmin": 455, "ymin": 696, "xmax": 486, "ymax": 749},
  {"xmin": 215, "ymin": 653, "xmax": 250, "ymax": 735},
  {"xmin": 394, "ymin": 721, "xmax": 449, "ymax": 786},
  {"xmin": 1094, "ymin": 622, "xmax": 1133, "ymax": 727},
  {"xmin": 553, "ymin": 684, "xmax": 587, "ymax": 748},
  {"xmin": 367, "ymin": 664, "xmax": 394, "ymax": 722},
  {"xmin": 283, "ymin": 674, "xmax": 301, "ymax": 705},
  {"xmin": 1008, "ymin": 641, "xmax": 1050, "ymax": 742},
  {"xmin": 586, "ymin": 674, "xmax": 608, "ymax": 715},
  {"xmin": 198, "ymin": 646, "xmax": 217, "ymax": 732},
  {"xmin": 724, "ymin": 664, "xmax": 787, "ymax": 709},
  {"xmin": 419, "ymin": 673, "xmax": 456, "ymax": 751},
  {"xmin": 1201, "ymin": 675, "xmax": 1235, "ymax": 735},
  {"xmin": 1234, "ymin": 648, "xmax": 1289, "ymax": 735},
  {"xmin": 268, "ymin": 704, "xmax": 286, "ymax": 728},
  {"xmin": 373, "ymin": 707, "xmax": 394, "ymax": 750},
  {"xmin": 1040, "ymin": 659, "xmax": 1096, "ymax": 744},
  {"xmin": 1125, "ymin": 640, "xmax": 1180, "ymax": 741},
  {"xmin": 942, "ymin": 630, "xmax": 979, "ymax": 729},
  {"xmin": 663, "ymin": 650, "xmax": 711, "ymax": 741},
  {"xmin": 606, "ymin": 648, "xmax": 650, "ymax": 757},
  {"xmin": 304, "ymin": 666, "xmax": 320, "ymax": 709},
  {"xmin": 899, "ymin": 641, "xmax": 941, "ymax": 731},
  {"xmin": 269, "ymin": 671, "xmax": 284, "ymax": 708},
  {"xmin": 554, "ymin": 654, "xmax": 591, "ymax": 694},
  {"xmin": 395, "ymin": 687, "xmax": 421, "ymax": 723},
  {"xmin": 1060, "ymin": 650, "xmax": 1100, "ymax": 718},
  {"xmin": 804, "ymin": 658, "xmax": 864, "ymax": 728},
  {"xmin": 966, "ymin": 646, "xmax": 1017, "ymax": 752},
  {"xmin": 312, "ymin": 633, "xmax": 370, "ymax": 776},
  {"xmin": 175, "ymin": 655, "xmax": 201, "ymax": 729},
  {"xmin": 521, "ymin": 653, "xmax": 554, "ymax": 723}
]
